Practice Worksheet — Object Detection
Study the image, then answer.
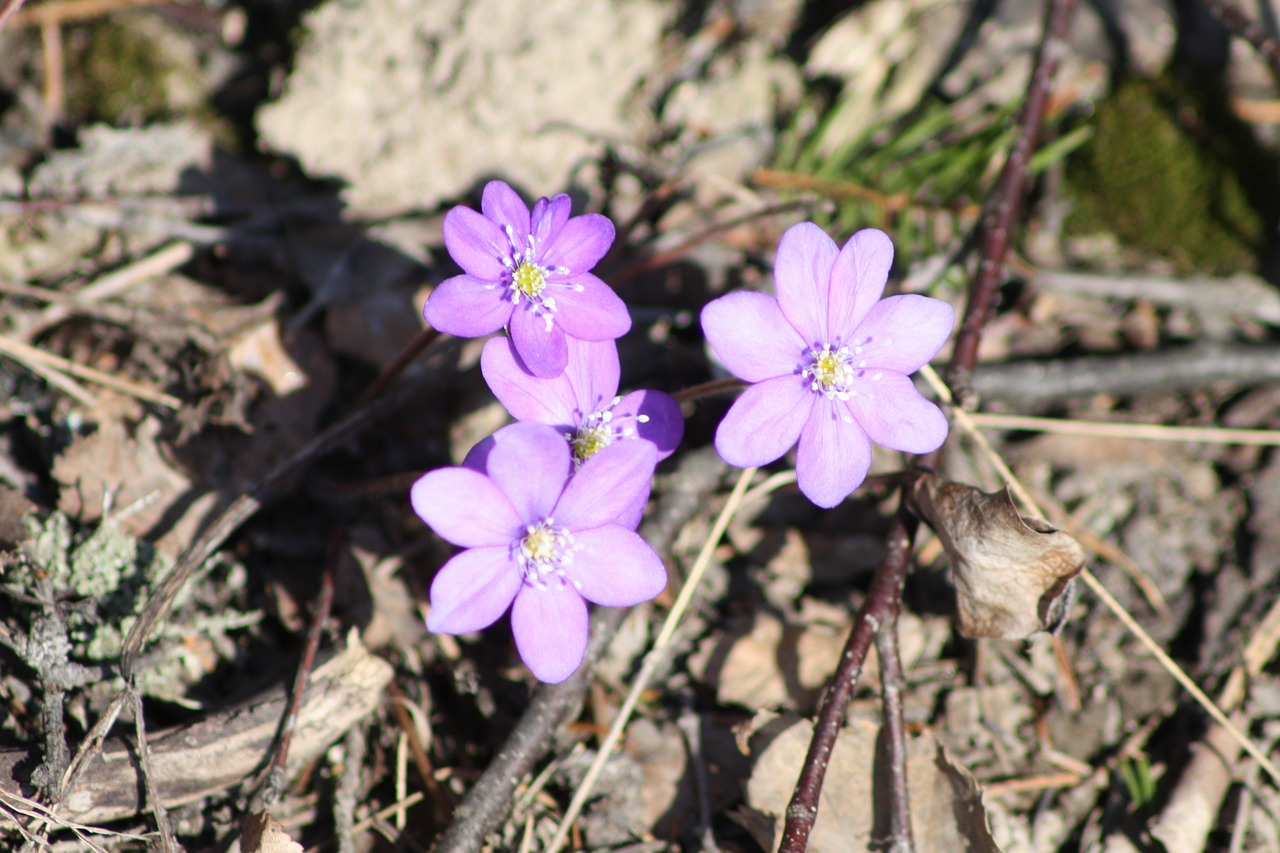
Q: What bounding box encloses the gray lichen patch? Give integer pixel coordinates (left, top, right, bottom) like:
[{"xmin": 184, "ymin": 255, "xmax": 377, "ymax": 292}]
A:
[{"xmin": 12, "ymin": 512, "xmax": 261, "ymax": 701}]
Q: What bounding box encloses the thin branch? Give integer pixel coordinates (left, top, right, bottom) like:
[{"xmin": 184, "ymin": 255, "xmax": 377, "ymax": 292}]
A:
[
  {"xmin": 972, "ymin": 343, "xmax": 1280, "ymax": 408},
  {"xmin": 875, "ymin": 606, "xmax": 913, "ymax": 853},
  {"xmin": 948, "ymin": 0, "xmax": 1080, "ymax": 399},
  {"xmin": 778, "ymin": 516, "xmax": 917, "ymax": 851}
]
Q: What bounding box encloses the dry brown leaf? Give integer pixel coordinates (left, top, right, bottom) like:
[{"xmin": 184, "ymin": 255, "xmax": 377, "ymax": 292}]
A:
[
  {"xmin": 52, "ymin": 414, "xmax": 217, "ymax": 556},
  {"xmin": 908, "ymin": 474, "xmax": 1086, "ymax": 639},
  {"xmin": 240, "ymin": 812, "xmax": 304, "ymax": 853},
  {"xmin": 744, "ymin": 716, "xmax": 1000, "ymax": 852}
]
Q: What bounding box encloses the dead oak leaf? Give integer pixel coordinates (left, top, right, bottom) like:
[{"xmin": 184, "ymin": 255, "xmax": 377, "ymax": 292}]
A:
[{"xmin": 908, "ymin": 474, "xmax": 1086, "ymax": 639}]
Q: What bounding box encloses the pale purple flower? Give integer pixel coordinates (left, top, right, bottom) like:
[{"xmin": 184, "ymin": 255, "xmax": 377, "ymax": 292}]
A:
[
  {"xmin": 701, "ymin": 223, "xmax": 953, "ymax": 508},
  {"xmin": 412, "ymin": 422, "xmax": 666, "ymax": 683},
  {"xmin": 481, "ymin": 336, "xmax": 683, "ymax": 464},
  {"xmin": 423, "ymin": 180, "xmax": 631, "ymax": 378}
]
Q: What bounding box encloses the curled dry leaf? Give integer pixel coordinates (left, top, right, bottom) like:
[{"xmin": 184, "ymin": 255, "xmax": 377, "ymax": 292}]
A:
[{"xmin": 908, "ymin": 474, "xmax": 1087, "ymax": 639}]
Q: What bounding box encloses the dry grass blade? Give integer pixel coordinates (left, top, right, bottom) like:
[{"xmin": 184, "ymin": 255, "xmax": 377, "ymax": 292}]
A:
[
  {"xmin": 968, "ymin": 412, "xmax": 1280, "ymax": 446},
  {"xmin": 545, "ymin": 465, "xmax": 759, "ymax": 853},
  {"xmin": 920, "ymin": 364, "xmax": 1280, "ymax": 786},
  {"xmin": 0, "ymin": 335, "xmax": 182, "ymax": 409}
]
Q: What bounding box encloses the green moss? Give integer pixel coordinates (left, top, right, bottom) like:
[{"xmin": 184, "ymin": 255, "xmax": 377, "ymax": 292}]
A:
[
  {"xmin": 71, "ymin": 19, "xmax": 176, "ymax": 124},
  {"xmin": 1065, "ymin": 76, "xmax": 1275, "ymax": 275}
]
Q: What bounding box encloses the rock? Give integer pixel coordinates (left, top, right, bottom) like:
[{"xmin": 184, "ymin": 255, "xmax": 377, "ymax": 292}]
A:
[{"xmin": 257, "ymin": 0, "xmax": 669, "ymax": 216}]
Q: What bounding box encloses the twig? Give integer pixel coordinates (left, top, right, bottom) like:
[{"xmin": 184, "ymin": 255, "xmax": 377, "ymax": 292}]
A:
[
  {"xmin": 433, "ymin": 446, "xmax": 727, "ymax": 852},
  {"xmin": 777, "ymin": 517, "xmax": 916, "ymax": 851},
  {"xmin": 0, "ymin": 335, "xmax": 182, "ymax": 409},
  {"xmin": 130, "ymin": 685, "xmax": 177, "ymax": 853},
  {"xmin": 1197, "ymin": 0, "xmax": 1280, "ymax": 85},
  {"xmin": 255, "ymin": 556, "xmax": 337, "ymax": 811},
  {"xmin": 971, "ymin": 343, "xmax": 1280, "ymax": 407},
  {"xmin": 948, "ymin": 0, "xmax": 1079, "ymax": 398},
  {"xmin": 20, "ymin": 241, "xmax": 195, "ymax": 342},
  {"xmin": 874, "ymin": 594, "xmax": 913, "ymax": 853}
]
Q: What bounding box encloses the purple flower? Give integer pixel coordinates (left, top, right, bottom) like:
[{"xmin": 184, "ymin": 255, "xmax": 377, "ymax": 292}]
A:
[
  {"xmin": 481, "ymin": 336, "xmax": 683, "ymax": 463},
  {"xmin": 412, "ymin": 422, "xmax": 666, "ymax": 683},
  {"xmin": 701, "ymin": 223, "xmax": 953, "ymax": 508},
  {"xmin": 423, "ymin": 180, "xmax": 631, "ymax": 378}
]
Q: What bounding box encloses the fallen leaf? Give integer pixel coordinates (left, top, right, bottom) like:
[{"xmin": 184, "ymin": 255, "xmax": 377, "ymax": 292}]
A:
[
  {"xmin": 744, "ymin": 716, "xmax": 1000, "ymax": 852},
  {"xmin": 908, "ymin": 474, "xmax": 1086, "ymax": 639}
]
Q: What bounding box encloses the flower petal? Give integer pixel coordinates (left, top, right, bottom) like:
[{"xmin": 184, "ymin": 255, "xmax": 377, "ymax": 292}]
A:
[
  {"xmin": 485, "ymin": 423, "xmax": 571, "ymax": 522},
  {"xmin": 795, "ymin": 399, "xmax": 873, "ymax": 508},
  {"xmin": 481, "ymin": 180, "xmax": 531, "ymax": 237},
  {"xmin": 511, "ymin": 584, "xmax": 588, "ymax": 683},
  {"xmin": 565, "ymin": 337, "xmax": 621, "ymax": 414},
  {"xmin": 411, "ymin": 468, "xmax": 521, "ymax": 546},
  {"xmin": 714, "ymin": 376, "xmax": 812, "ymax": 468},
  {"xmin": 570, "ymin": 524, "xmax": 667, "ymax": 606},
  {"xmin": 701, "ymin": 291, "xmax": 807, "ymax": 383},
  {"xmin": 552, "ymin": 273, "xmax": 632, "ymax": 341},
  {"xmin": 442, "ymin": 206, "xmax": 508, "ymax": 281},
  {"xmin": 616, "ymin": 389, "xmax": 683, "ymax": 460},
  {"xmin": 854, "ymin": 294, "xmax": 955, "ymax": 374},
  {"xmin": 845, "ymin": 370, "xmax": 949, "ymax": 453},
  {"xmin": 424, "ymin": 274, "xmax": 512, "ymax": 337},
  {"xmin": 425, "ymin": 547, "xmax": 521, "ymax": 634},
  {"xmin": 460, "ymin": 433, "xmax": 497, "ymax": 472},
  {"xmin": 481, "ymin": 337, "xmax": 578, "ymax": 426},
  {"xmin": 774, "ymin": 222, "xmax": 839, "ymax": 343},
  {"xmin": 510, "ymin": 306, "xmax": 569, "ymax": 377},
  {"xmin": 531, "ymin": 194, "xmax": 572, "ymax": 248},
  {"xmin": 543, "ymin": 213, "xmax": 614, "ymax": 273},
  {"xmin": 827, "ymin": 228, "xmax": 893, "ymax": 340},
  {"xmin": 555, "ymin": 440, "xmax": 657, "ymax": 530}
]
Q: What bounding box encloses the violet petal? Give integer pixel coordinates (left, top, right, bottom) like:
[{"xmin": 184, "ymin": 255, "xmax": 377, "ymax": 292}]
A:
[
  {"xmin": 701, "ymin": 291, "xmax": 807, "ymax": 382},
  {"xmin": 551, "ymin": 273, "xmax": 631, "ymax": 340},
  {"xmin": 774, "ymin": 222, "xmax": 838, "ymax": 343},
  {"xmin": 795, "ymin": 400, "xmax": 873, "ymax": 508},
  {"xmin": 425, "ymin": 547, "xmax": 521, "ymax": 634},
  {"xmin": 854, "ymin": 294, "xmax": 955, "ymax": 374},
  {"xmin": 615, "ymin": 389, "xmax": 683, "ymax": 460},
  {"xmin": 714, "ymin": 376, "xmax": 811, "ymax": 468},
  {"xmin": 511, "ymin": 584, "xmax": 588, "ymax": 684},
  {"xmin": 410, "ymin": 468, "xmax": 521, "ymax": 547},
  {"xmin": 570, "ymin": 524, "xmax": 667, "ymax": 606},
  {"xmin": 555, "ymin": 440, "xmax": 657, "ymax": 531},
  {"xmin": 510, "ymin": 307, "xmax": 569, "ymax": 377},
  {"xmin": 481, "ymin": 337, "xmax": 578, "ymax": 426},
  {"xmin": 543, "ymin": 213, "xmax": 615, "ymax": 273},
  {"xmin": 826, "ymin": 228, "xmax": 893, "ymax": 340},
  {"xmin": 424, "ymin": 274, "xmax": 512, "ymax": 337},
  {"xmin": 845, "ymin": 371, "xmax": 949, "ymax": 453},
  {"xmin": 531, "ymin": 194, "xmax": 572, "ymax": 248},
  {"xmin": 485, "ymin": 423, "xmax": 570, "ymax": 522},
  {"xmin": 442, "ymin": 206, "xmax": 508, "ymax": 281},
  {"xmin": 481, "ymin": 180, "xmax": 531, "ymax": 237}
]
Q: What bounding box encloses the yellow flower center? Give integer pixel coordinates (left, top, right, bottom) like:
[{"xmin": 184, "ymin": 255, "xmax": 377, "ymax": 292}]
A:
[
  {"xmin": 571, "ymin": 425, "xmax": 611, "ymax": 463},
  {"xmin": 513, "ymin": 261, "xmax": 548, "ymax": 298}
]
